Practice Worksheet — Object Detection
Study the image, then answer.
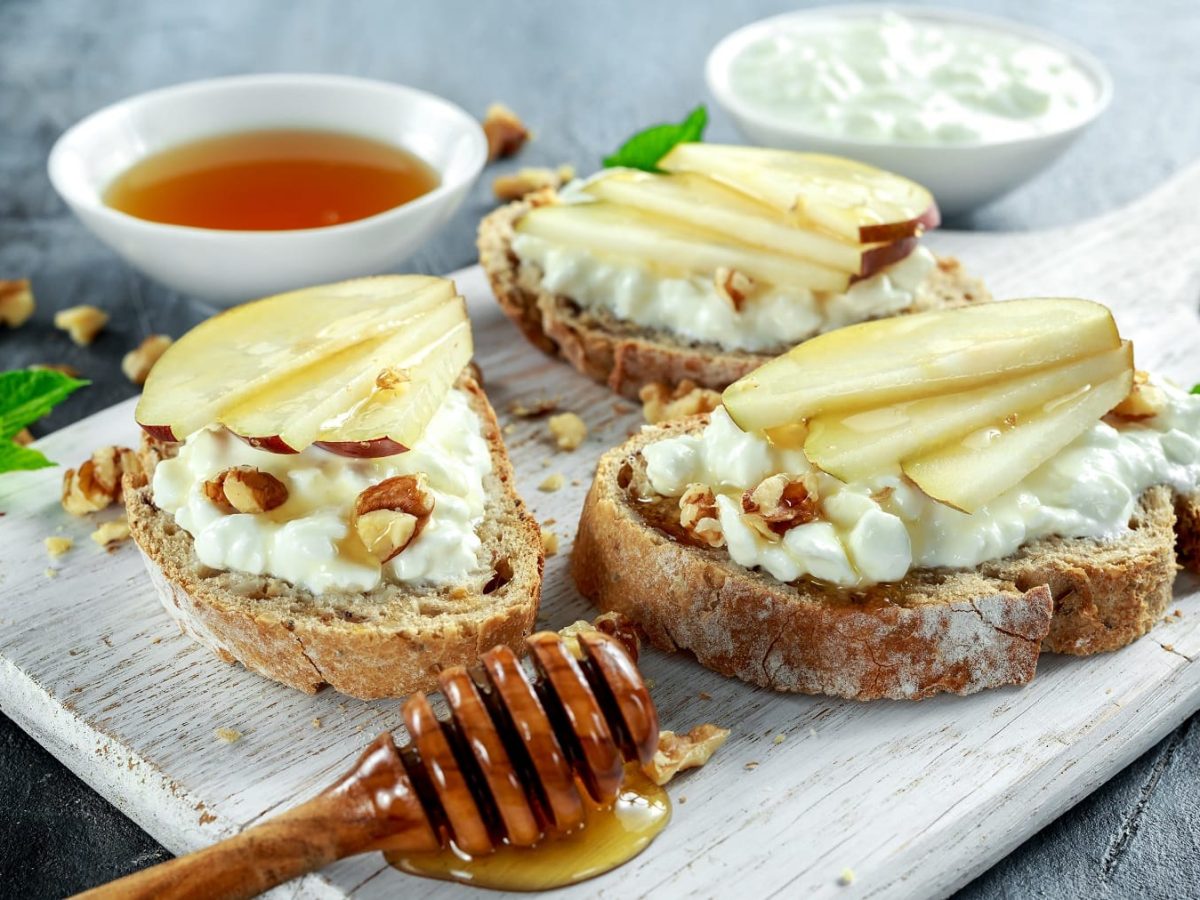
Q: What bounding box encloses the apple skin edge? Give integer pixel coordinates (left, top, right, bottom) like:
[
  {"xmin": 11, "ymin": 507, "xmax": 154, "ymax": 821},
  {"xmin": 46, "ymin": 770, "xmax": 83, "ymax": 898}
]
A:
[
  {"xmin": 313, "ymin": 438, "xmax": 410, "ymax": 458},
  {"xmin": 233, "ymin": 433, "xmax": 300, "ymax": 454},
  {"xmin": 139, "ymin": 422, "xmax": 180, "ymax": 443},
  {"xmin": 855, "ymin": 235, "xmax": 919, "ymax": 282},
  {"xmin": 858, "ymin": 203, "xmax": 941, "ymax": 245}
]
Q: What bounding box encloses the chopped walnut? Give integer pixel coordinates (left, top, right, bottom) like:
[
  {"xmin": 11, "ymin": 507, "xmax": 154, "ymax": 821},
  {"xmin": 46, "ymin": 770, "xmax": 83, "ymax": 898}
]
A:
[
  {"xmin": 548, "ymin": 412, "xmax": 587, "ymax": 451},
  {"xmin": 679, "ymin": 484, "xmax": 725, "ymax": 548},
  {"xmin": 204, "ymin": 467, "xmax": 289, "ymax": 515},
  {"xmin": 741, "ymin": 473, "xmax": 821, "ymax": 538},
  {"xmin": 44, "ymin": 536, "xmax": 73, "ymax": 558},
  {"xmin": 639, "ymin": 379, "xmax": 722, "ymax": 424},
  {"xmin": 61, "ymin": 446, "xmax": 143, "ymax": 515},
  {"xmin": 0, "ymin": 279, "xmax": 35, "ymax": 328},
  {"xmin": 493, "ymin": 165, "xmax": 575, "ymax": 202},
  {"xmin": 352, "ymin": 474, "xmax": 434, "ymax": 563},
  {"xmin": 557, "ymin": 612, "xmax": 642, "ymax": 662},
  {"xmin": 482, "ymin": 103, "xmax": 530, "ymax": 161},
  {"xmin": 644, "ymin": 723, "xmax": 731, "ymax": 786},
  {"xmin": 714, "ymin": 267, "xmax": 757, "ymax": 312},
  {"xmin": 91, "ymin": 516, "xmax": 131, "ymax": 547},
  {"xmin": 540, "ymin": 527, "xmax": 559, "ymax": 556},
  {"xmin": 1111, "ymin": 370, "xmax": 1166, "ymax": 420},
  {"xmin": 122, "ymin": 335, "xmax": 172, "ymax": 385},
  {"xmin": 54, "ymin": 305, "xmax": 109, "ymax": 346},
  {"xmin": 509, "ymin": 396, "xmax": 559, "ymax": 418}
]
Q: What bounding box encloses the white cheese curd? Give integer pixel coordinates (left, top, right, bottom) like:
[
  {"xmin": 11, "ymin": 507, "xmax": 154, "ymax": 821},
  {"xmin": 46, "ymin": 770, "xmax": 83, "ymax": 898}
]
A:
[
  {"xmin": 511, "ymin": 233, "xmax": 935, "ymax": 353},
  {"xmin": 642, "ymin": 380, "xmax": 1200, "ymax": 588},
  {"xmin": 152, "ymin": 388, "xmax": 492, "ymax": 596},
  {"xmin": 727, "ymin": 12, "xmax": 1099, "ymax": 145}
]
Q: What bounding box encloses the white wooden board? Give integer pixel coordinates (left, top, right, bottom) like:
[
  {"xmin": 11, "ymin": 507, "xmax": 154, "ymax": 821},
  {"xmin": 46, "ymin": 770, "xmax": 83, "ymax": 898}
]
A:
[{"xmin": 3, "ymin": 162, "xmax": 1200, "ymax": 900}]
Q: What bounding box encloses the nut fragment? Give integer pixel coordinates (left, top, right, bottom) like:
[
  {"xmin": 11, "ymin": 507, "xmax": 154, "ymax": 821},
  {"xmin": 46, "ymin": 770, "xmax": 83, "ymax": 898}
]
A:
[
  {"xmin": 13, "ymin": 428, "xmax": 33, "ymax": 446},
  {"xmin": 679, "ymin": 484, "xmax": 725, "ymax": 548},
  {"xmin": 44, "ymin": 536, "xmax": 73, "ymax": 558},
  {"xmin": 482, "ymin": 103, "xmax": 530, "ymax": 161},
  {"xmin": 742, "ymin": 473, "xmax": 821, "ymax": 537},
  {"xmin": 90, "ymin": 516, "xmax": 131, "ymax": 547},
  {"xmin": 352, "ymin": 474, "xmax": 434, "ymax": 563},
  {"xmin": 375, "ymin": 367, "xmax": 410, "ymax": 391},
  {"xmin": 54, "ymin": 305, "xmax": 109, "ymax": 346},
  {"xmin": 509, "ymin": 396, "xmax": 559, "ymax": 418},
  {"xmin": 122, "ymin": 335, "xmax": 172, "ymax": 385},
  {"xmin": 30, "ymin": 363, "xmax": 83, "ymax": 378},
  {"xmin": 0, "ymin": 279, "xmax": 35, "ymax": 328},
  {"xmin": 493, "ymin": 165, "xmax": 575, "ymax": 202},
  {"xmin": 540, "ymin": 527, "xmax": 559, "ymax": 556},
  {"xmin": 204, "ymin": 467, "xmax": 289, "ymax": 515},
  {"xmin": 639, "ymin": 379, "xmax": 722, "ymax": 424},
  {"xmin": 714, "ymin": 267, "xmax": 757, "ymax": 312},
  {"xmin": 538, "ymin": 472, "xmax": 565, "ymax": 492},
  {"xmin": 61, "ymin": 446, "xmax": 143, "ymax": 515},
  {"xmin": 1111, "ymin": 370, "xmax": 1166, "ymax": 420},
  {"xmin": 644, "ymin": 723, "xmax": 731, "ymax": 786},
  {"xmin": 214, "ymin": 727, "xmax": 243, "ymax": 744},
  {"xmin": 548, "ymin": 412, "xmax": 587, "ymax": 451}
]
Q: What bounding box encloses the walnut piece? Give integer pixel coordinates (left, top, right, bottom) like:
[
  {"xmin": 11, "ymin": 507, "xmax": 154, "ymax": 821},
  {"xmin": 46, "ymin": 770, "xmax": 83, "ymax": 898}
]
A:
[
  {"xmin": 54, "ymin": 305, "xmax": 109, "ymax": 346},
  {"xmin": 1111, "ymin": 370, "xmax": 1166, "ymax": 420},
  {"xmin": 61, "ymin": 446, "xmax": 143, "ymax": 515},
  {"xmin": 44, "ymin": 536, "xmax": 73, "ymax": 558},
  {"xmin": 0, "ymin": 279, "xmax": 35, "ymax": 328},
  {"xmin": 557, "ymin": 612, "xmax": 642, "ymax": 662},
  {"xmin": 13, "ymin": 428, "xmax": 33, "ymax": 446},
  {"xmin": 482, "ymin": 103, "xmax": 530, "ymax": 161},
  {"xmin": 639, "ymin": 379, "xmax": 722, "ymax": 424},
  {"xmin": 91, "ymin": 516, "xmax": 131, "ymax": 547},
  {"xmin": 644, "ymin": 723, "xmax": 731, "ymax": 786},
  {"xmin": 540, "ymin": 527, "xmax": 559, "ymax": 556},
  {"xmin": 122, "ymin": 335, "xmax": 172, "ymax": 385},
  {"xmin": 493, "ymin": 165, "xmax": 575, "ymax": 202},
  {"xmin": 679, "ymin": 483, "xmax": 725, "ymax": 548},
  {"xmin": 30, "ymin": 363, "xmax": 83, "ymax": 378},
  {"xmin": 741, "ymin": 473, "xmax": 821, "ymax": 538},
  {"xmin": 509, "ymin": 396, "xmax": 559, "ymax": 418},
  {"xmin": 548, "ymin": 412, "xmax": 587, "ymax": 451},
  {"xmin": 203, "ymin": 467, "xmax": 289, "ymax": 515},
  {"xmin": 352, "ymin": 474, "xmax": 434, "ymax": 562},
  {"xmin": 714, "ymin": 267, "xmax": 756, "ymax": 312}
]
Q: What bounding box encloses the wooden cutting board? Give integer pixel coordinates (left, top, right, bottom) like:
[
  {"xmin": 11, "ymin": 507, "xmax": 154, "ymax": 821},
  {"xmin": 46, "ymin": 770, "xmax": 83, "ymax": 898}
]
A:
[{"xmin": 3, "ymin": 162, "xmax": 1200, "ymax": 900}]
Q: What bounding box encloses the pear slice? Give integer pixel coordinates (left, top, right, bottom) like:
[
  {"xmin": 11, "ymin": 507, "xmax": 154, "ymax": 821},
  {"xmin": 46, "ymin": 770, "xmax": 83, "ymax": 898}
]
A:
[
  {"xmin": 659, "ymin": 143, "xmax": 938, "ymax": 243},
  {"xmin": 722, "ymin": 298, "xmax": 1122, "ymax": 434},
  {"xmin": 516, "ymin": 201, "xmax": 850, "ymax": 292},
  {"xmin": 903, "ymin": 358, "xmax": 1134, "ymax": 513},
  {"xmin": 806, "ymin": 343, "xmax": 1133, "ymax": 484},
  {"xmin": 136, "ymin": 277, "xmax": 454, "ymax": 441}
]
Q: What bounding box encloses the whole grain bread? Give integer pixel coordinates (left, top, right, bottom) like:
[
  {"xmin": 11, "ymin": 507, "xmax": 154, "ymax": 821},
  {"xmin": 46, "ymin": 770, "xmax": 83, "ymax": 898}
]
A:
[
  {"xmin": 571, "ymin": 416, "xmax": 1197, "ymax": 701},
  {"xmin": 123, "ymin": 376, "xmax": 543, "ymax": 700},
  {"xmin": 478, "ymin": 193, "xmax": 991, "ymax": 399}
]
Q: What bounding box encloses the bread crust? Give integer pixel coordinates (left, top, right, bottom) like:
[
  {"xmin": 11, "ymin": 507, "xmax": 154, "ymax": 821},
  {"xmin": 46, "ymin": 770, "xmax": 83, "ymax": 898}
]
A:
[
  {"xmin": 124, "ymin": 377, "xmax": 543, "ymax": 700},
  {"xmin": 478, "ymin": 194, "xmax": 991, "ymax": 399},
  {"xmin": 572, "ymin": 418, "xmax": 1194, "ymax": 700}
]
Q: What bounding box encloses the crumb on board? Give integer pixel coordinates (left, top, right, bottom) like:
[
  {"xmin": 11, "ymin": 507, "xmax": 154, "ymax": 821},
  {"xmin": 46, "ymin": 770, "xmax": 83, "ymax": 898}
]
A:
[
  {"xmin": 90, "ymin": 516, "xmax": 130, "ymax": 547},
  {"xmin": 773, "ymin": 733, "xmax": 786, "ymax": 745},
  {"xmin": 1163, "ymin": 643, "xmax": 1176, "ymax": 652},
  {"xmin": 548, "ymin": 412, "xmax": 587, "ymax": 450},
  {"xmin": 540, "ymin": 527, "xmax": 559, "ymax": 556},
  {"xmin": 311, "ymin": 718, "xmax": 322, "ymax": 729},
  {"xmin": 745, "ymin": 761, "xmax": 759, "ymax": 771},
  {"xmin": 214, "ymin": 727, "xmax": 243, "ymax": 744},
  {"xmin": 839, "ymin": 868, "xmax": 856, "ymax": 886},
  {"xmin": 44, "ymin": 536, "xmax": 73, "ymax": 558},
  {"xmin": 509, "ymin": 396, "xmax": 559, "ymax": 418},
  {"xmin": 503, "ymin": 423, "xmax": 516, "ymax": 435},
  {"xmin": 698, "ymin": 691, "xmax": 712, "ymax": 701},
  {"xmin": 44, "ymin": 567, "xmax": 58, "ymax": 579},
  {"xmin": 539, "ymin": 472, "xmax": 565, "ymax": 492}
]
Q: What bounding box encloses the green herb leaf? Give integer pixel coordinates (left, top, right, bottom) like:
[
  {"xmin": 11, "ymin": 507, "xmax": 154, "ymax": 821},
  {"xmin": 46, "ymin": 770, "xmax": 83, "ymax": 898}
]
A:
[
  {"xmin": 0, "ymin": 369, "xmax": 89, "ymax": 441},
  {"xmin": 602, "ymin": 105, "xmax": 708, "ymax": 173},
  {"xmin": 1191, "ymin": 384, "xmax": 1200, "ymax": 395},
  {"xmin": 0, "ymin": 439, "xmax": 55, "ymax": 472}
]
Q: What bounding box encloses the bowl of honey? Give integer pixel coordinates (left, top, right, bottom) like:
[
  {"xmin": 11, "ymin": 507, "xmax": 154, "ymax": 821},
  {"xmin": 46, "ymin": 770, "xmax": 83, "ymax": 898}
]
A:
[{"xmin": 48, "ymin": 74, "xmax": 487, "ymax": 304}]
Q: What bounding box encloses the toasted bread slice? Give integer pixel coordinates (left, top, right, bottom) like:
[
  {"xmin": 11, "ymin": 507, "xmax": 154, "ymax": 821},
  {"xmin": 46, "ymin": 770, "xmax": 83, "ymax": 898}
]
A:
[
  {"xmin": 478, "ymin": 193, "xmax": 991, "ymax": 399},
  {"xmin": 571, "ymin": 417, "xmax": 1196, "ymax": 701},
  {"xmin": 124, "ymin": 376, "xmax": 543, "ymax": 700}
]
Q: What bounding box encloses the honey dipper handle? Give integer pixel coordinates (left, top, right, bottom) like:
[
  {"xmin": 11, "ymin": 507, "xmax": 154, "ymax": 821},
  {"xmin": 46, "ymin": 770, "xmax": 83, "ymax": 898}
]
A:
[{"xmin": 74, "ymin": 733, "xmax": 440, "ymax": 900}]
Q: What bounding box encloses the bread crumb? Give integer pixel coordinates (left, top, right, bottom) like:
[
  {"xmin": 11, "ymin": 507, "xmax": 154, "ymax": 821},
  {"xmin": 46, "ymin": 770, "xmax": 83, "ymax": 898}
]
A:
[
  {"xmin": 540, "ymin": 527, "xmax": 559, "ymax": 556},
  {"xmin": 1162, "ymin": 643, "xmax": 1176, "ymax": 652},
  {"xmin": 503, "ymin": 423, "xmax": 517, "ymax": 435},
  {"xmin": 571, "ymin": 478, "xmax": 581, "ymax": 487},
  {"xmin": 493, "ymin": 165, "xmax": 575, "ymax": 202},
  {"xmin": 355, "ymin": 725, "xmax": 365, "ymax": 733},
  {"xmin": 744, "ymin": 761, "xmax": 759, "ymax": 771},
  {"xmin": 509, "ymin": 396, "xmax": 559, "ymax": 418},
  {"xmin": 122, "ymin": 334, "xmax": 172, "ymax": 385},
  {"xmin": 542, "ymin": 517, "xmax": 556, "ymax": 526},
  {"xmin": 311, "ymin": 718, "xmax": 322, "ymax": 729},
  {"xmin": 539, "ymin": 472, "xmax": 565, "ymax": 492},
  {"xmin": 1174, "ymin": 609, "xmax": 1183, "ymax": 617},
  {"xmin": 773, "ymin": 733, "xmax": 786, "ymax": 745},
  {"xmin": 44, "ymin": 536, "xmax": 73, "ymax": 558},
  {"xmin": 54, "ymin": 305, "xmax": 109, "ymax": 345},
  {"xmin": 645, "ymin": 678, "xmax": 655, "ymax": 690},
  {"xmin": 698, "ymin": 691, "xmax": 712, "ymax": 701},
  {"xmin": 482, "ymin": 103, "xmax": 529, "ymax": 161},
  {"xmin": 839, "ymin": 868, "xmax": 855, "ymax": 886},
  {"xmin": 644, "ymin": 723, "xmax": 730, "ymax": 785},
  {"xmin": 612, "ymin": 402, "xmax": 632, "ymax": 415},
  {"xmin": 214, "ymin": 727, "xmax": 242, "ymax": 744},
  {"xmin": 548, "ymin": 412, "xmax": 587, "ymax": 450},
  {"xmin": 679, "ymin": 795, "xmax": 687, "ymax": 804},
  {"xmin": 44, "ymin": 567, "xmax": 58, "ymax": 579},
  {"xmin": 90, "ymin": 516, "xmax": 130, "ymax": 547},
  {"xmin": 0, "ymin": 279, "xmax": 35, "ymax": 328}
]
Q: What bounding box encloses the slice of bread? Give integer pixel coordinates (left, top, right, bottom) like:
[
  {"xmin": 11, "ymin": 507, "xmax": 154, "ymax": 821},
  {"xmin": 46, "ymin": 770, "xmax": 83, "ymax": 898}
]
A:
[
  {"xmin": 571, "ymin": 416, "xmax": 1198, "ymax": 701},
  {"xmin": 123, "ymin": 376, "xmax": 544, "ymax": 700},
  {"xmin": 478, "ymin": 193, "xmax": 991, "ymax": 399}
]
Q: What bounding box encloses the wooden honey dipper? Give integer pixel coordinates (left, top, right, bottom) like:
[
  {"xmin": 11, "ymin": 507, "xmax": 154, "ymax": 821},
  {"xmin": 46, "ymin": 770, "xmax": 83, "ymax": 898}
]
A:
[{"xmin": 78, "ymin": 627, "xmax": 659, "ymax": 900}]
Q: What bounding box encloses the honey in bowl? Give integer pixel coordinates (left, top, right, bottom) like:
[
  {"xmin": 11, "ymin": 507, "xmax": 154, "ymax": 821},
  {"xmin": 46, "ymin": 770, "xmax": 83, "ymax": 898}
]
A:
[{"xmin": 103, "ymin": 128, "xmax": 439, "ymax": 231}]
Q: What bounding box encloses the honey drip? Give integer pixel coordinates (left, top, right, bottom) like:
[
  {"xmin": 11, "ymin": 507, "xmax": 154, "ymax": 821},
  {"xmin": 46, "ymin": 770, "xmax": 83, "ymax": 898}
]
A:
[{"xmin": 386, "ymin": 764, "xmax": 670, "ymax": 891}]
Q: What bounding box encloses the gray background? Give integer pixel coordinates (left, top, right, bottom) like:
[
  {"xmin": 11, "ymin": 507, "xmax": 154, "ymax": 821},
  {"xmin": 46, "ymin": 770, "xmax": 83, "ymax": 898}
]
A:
[{"xmin": 2, "ymin": 0, "xmax": 1199, "ymax": 896}]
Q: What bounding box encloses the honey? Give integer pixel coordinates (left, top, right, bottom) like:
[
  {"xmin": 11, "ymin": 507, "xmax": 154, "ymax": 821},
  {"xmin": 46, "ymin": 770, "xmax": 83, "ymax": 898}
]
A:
[
  {"xmin": 387, "ymin": 765, "xmax": 671, "ymax": 891},
  {"xmin": 104, "ymin": 128, "xmax": 439, "ymax": 231}
]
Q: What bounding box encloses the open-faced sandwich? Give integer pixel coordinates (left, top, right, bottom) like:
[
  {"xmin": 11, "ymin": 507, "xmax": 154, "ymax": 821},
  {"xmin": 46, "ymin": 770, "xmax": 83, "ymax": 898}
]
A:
[
  {"xmin": 479, "ymin": 142, "xmax": 988, "ymax": 398},
  {"xmin": 123, "ymin": 276, "xmax": 543, "ymax": 699},
  {"xmin": 573, "ymin": 298, "xmax": 1200, "ymax": 700}
]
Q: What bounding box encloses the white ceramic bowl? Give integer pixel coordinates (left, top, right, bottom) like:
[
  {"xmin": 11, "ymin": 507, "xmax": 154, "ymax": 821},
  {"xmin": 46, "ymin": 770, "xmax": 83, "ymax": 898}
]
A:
[
  {"xmin": 706, "ymin": 5, "xmax": 1112, "ymax": 218},
  {"xmin": 48, "ymin": 74, "xmax": 487, "ymax": 305}
]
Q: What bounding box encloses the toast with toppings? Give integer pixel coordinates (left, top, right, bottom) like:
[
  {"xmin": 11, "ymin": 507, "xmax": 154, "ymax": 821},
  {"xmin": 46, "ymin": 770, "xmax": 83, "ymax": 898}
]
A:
[{"xmin": 571, "ymin": 299, "xmax": 1200, "ymax": 700}]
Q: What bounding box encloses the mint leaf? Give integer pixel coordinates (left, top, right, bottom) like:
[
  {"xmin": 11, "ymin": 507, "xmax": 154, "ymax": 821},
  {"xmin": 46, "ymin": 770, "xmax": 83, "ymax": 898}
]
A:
[
  {"xmin": 603, "ymin": 105, "xmax": 708, "ymax": 173},
  {"xmin": 1191, "ymin": 384, "xmax": 1200, "ymax": 395},
  {"xmin": 0, "ymin": 369, "xmax": 88, "ymax": 441},
  {"xmin": 0, "ymin": 439, "xmax": 55, "ymax": 472}
]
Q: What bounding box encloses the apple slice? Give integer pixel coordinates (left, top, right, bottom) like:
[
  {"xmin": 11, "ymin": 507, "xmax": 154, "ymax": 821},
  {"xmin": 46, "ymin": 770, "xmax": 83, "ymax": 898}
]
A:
[
  {"xmin": 136, "ymin": 276, "xmax": 454, "ymax": 440},
  {"xmin": 517, "ymin": 201, "xmax": 850, "ymax": 292},
  {"xmin": 805, "ymin": 344, "xmax": 1133, "ymax": 483},
  {"xmin": 723, "ymin": 298, "xmax": 1122, "ymax": 434},
  {"xmin": 659, "ymin": 143, "xmax": 939, "ymax": 244},
  {"xmin": 218, "ymin": 296, "xmax": 471, "ymax": 453},
  {"xmin": 903, "ymin": 362, "xmax": 1134, "ymax": 513}
]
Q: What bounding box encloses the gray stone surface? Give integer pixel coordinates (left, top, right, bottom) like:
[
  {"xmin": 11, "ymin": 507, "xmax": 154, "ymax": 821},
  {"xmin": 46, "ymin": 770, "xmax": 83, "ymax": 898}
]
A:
[{"xmin": 1, "ymin": 0, "xmax": 1198, "ymax": 896}]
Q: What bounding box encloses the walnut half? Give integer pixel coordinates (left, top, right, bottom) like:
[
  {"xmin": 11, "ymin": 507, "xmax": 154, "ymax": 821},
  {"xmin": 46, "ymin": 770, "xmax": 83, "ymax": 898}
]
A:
[
  {"xmin": 353, "ymin": 474, "xmax": 435, "ymax": 563},
  {"xmin": 741, "ymin": 473, "xmax": 820, "ymax": 539},
  {"xmin": 679, "ymin": 484, "xmax": 725, "ymax": 548},
  {"xmin": 204, "ymin": 467, "xmax": 289, "ymax": 514},
  {"xmin": 1111, "ymin": 370, "xmax": 1166, "ymax": 420},
  {"xmin": 644, "ymin": 723, "xmax": 731, "ymax": 786}
]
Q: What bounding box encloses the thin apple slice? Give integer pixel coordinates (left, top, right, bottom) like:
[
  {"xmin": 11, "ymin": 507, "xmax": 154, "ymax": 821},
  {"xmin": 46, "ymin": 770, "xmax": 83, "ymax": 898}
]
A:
[
  {"xmin": 806, "ymin": 344, "xmax": 1133, "ymax": 483},
  {"xmin": 723, "ymin": 298, "xmax": 1122, "ymax": 434},
  {"xmin": 136, "ymin": 276, "xmax": 454, "ymax": 440},
  {"xmin": 517, "ymin": 201, "xmax": 850, "ymax": 292},
  {"xmin": 659, "ymin": 143, "xmax": 938, "ymax": 243},
  {"xmin": 903, "ymin": 362, "xmax": 1134, "ymax": 513}
]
